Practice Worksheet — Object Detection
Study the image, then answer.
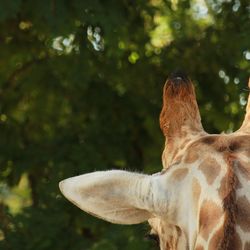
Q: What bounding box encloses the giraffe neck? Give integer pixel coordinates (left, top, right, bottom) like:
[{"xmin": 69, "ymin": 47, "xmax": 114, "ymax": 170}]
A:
[
  {"xmin": 162, "ymin": 130, "xmax": 206, "ymax": 169},
  {"xmin": 161, "ymin": 134, "xmax": 247, "ymax": 250}
]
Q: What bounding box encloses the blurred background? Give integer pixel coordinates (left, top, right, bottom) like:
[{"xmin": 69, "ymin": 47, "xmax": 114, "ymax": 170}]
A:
[{"xmin": 0, "ymin": 0, "xmax": 249, "ymax": 249}]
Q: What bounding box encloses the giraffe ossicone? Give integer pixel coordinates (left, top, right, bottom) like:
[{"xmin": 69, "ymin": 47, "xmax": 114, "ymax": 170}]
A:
[{"xmin": 59, "ymin": 75, "xmax": 250, "ymax": 250}]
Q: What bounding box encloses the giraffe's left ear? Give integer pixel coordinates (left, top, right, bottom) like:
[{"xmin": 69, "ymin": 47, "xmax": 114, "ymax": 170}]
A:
[{"xmin": 59, "ymin": 170, "xmax": 169, "ymax": 225}]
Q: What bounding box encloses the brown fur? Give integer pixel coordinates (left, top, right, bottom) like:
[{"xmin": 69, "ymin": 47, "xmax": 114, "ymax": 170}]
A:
[
  {"xmin": 201, "ymin": 136, "xmax": 217, "ymax": 145},
  {"xmin": 244, "ymin": 242, "xmax": 250, "ymax": 250},
  {"xmin": 195, "ymin": 245, "xmax": 204, "ymax": 250},
  {"xmin": 201, "ymin": 135, "xmax": 244, "ymax": 154},
  {"xmin": 192, "ymin": 178, "xmax": 201, "ymax": 211},
  {"xmin": 208, "ymin": 226, "xmax": 224, "ymax": 250},
  {"xmin": 184, "ymin": 149, "xmax": 199, "ymax": 164},
  {"xmin": 198, "ymin": 157, "xmax": 221, "ymax": 185},
  {"xmin": 171, "ymin": 168, "xmax": 189, "ymax": 181},
  {"xmin": 218, "ymin": 175, "xmax": 229, "ymax": 199},
  {"xmin": 159, "ymin": 79, "xmax": 203, "ymax": 138},
  {"xmin": 236, "ymin": 196, "xmax": 250, "ymax": 232},
  {"xmin": 228, "ymin": 232, "xmax": 242, "ymax": 250},
  {"xmin": 199, "ymin": 200, "xmax": 223, "ymax": 240},
  {"xmin": 184, "ymin": 142, "xmax": 201, "ymax": 164},
  {"xmin": 237, "ymin": 161, "xmax": 250, "ymax": 180},
  {"xmin": 199, "ymin": 136, "xmax": 249, "ymax": 248},
  {"xmin": 219, "ymin": 155, "xmax": 238, "ymax": 250}
]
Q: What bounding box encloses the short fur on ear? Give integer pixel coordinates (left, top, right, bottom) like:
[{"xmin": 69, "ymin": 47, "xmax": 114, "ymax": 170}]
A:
[{"xmin": 59, "ymin": 170, "xmax": 169, "ymax": 225}]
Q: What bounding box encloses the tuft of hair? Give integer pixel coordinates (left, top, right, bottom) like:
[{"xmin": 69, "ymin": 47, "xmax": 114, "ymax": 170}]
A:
[{"xmin": 168, "ymin": 70, "xmax": 190, "ymax": 84}]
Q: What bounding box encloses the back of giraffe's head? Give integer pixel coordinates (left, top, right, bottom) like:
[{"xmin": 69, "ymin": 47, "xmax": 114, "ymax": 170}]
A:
[{"xmin": 59, "ymin": 73, "xmax": 250, "ymax": 250}]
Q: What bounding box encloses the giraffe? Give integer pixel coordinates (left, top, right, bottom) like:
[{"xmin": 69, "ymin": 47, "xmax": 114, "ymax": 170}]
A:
[{"xmin": 59, "ymin": 73, "xmax": 250, "ymax": 250}]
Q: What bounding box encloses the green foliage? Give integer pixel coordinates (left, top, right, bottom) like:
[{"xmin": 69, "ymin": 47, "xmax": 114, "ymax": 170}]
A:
[{"xmin": 0, "ymin": 0, "xmax": 249, "ymax": 249}]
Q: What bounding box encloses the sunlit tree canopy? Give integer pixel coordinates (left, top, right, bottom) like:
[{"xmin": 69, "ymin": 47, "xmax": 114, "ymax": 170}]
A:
[{"xmin": 0, "ymin": 0, "xmax": 249, "ymax": 249}]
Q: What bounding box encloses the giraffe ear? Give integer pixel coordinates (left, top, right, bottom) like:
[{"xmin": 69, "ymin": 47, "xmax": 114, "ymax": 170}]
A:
[{"xmin": 59, "ymin": 170, "xmax": 167, "ymax": 225}]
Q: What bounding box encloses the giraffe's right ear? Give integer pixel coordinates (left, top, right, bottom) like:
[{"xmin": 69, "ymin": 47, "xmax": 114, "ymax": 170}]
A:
[{"xmin": 59, "ymin": 170, "xmax": 170, "ymax": 225}]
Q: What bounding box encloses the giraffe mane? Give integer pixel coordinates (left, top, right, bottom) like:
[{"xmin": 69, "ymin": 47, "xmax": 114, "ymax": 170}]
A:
[{"xmin": 220, "ymin": 156, "xmax": 238, "ymax": 249}]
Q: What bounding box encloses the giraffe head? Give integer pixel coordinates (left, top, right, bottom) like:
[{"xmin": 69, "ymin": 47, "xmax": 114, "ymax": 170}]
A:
[{"xmin": 59, "ymin": 74, "xmax": 250, "ymax": 249}]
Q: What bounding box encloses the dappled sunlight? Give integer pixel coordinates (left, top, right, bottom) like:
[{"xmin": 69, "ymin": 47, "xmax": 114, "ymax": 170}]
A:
[
  {"xmin": 0, "ymin": 174, "xmax": 31, "ymax": 214},
  {"xmin": 244, "ymin": 50, "xmax": 250, "ymax": 61},
  {"xmin": 0, "ymin": 0, "xmax": 249, "ymax": 249},
  {"xmin": 87, "ymin": 26, "xmax": 104, "ymax": 51},
  {"xmin": 52, "ymin": 34, "xmax": 78, "ymax": 54},
  {"xmin": 239, "ymin": 93, "xmax": 247, "ymax": 106}
]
